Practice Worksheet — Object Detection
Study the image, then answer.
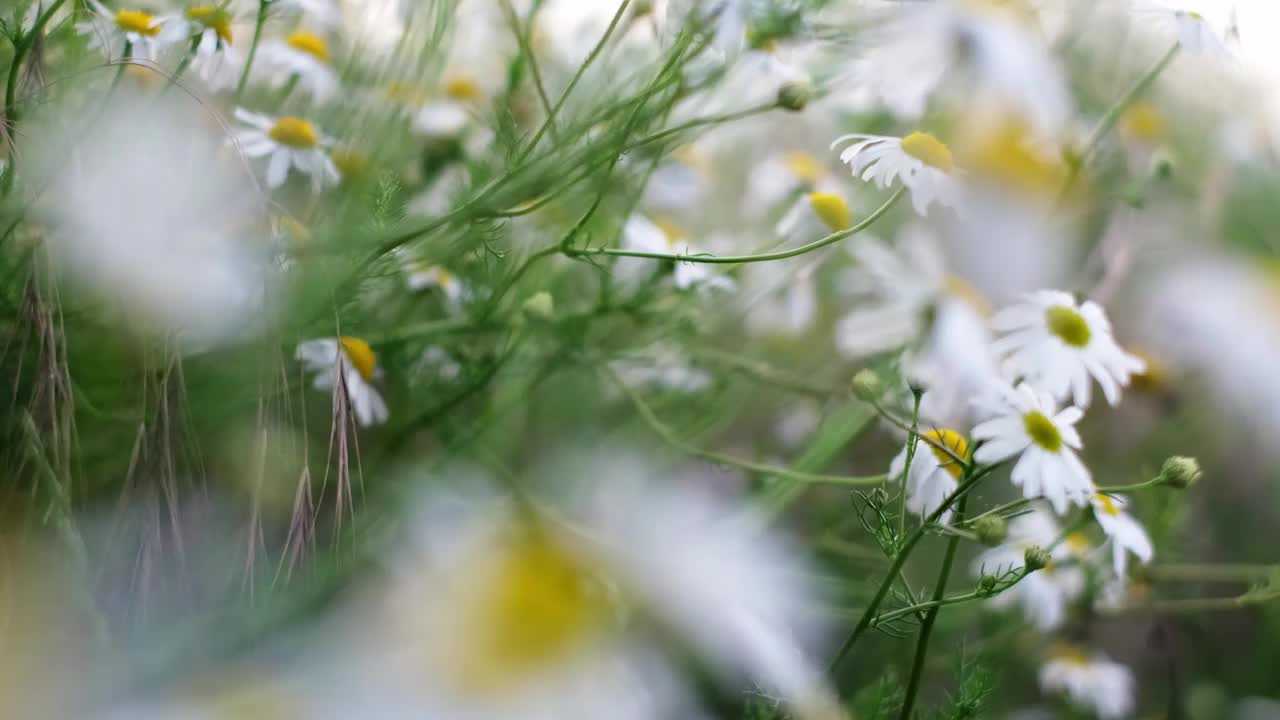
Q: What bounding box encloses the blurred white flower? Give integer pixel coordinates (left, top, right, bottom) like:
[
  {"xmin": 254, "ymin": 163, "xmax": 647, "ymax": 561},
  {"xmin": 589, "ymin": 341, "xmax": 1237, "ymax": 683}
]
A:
[
  {"xmin": 746, "ymin": 150, "xmax": 838, "ymax": 220},
  {"xmin": 256, "ymin": 30, "xmax": 340, "ymax": 101},
  {"xmin": 1135, "ymin": 4, "xmax": 1230, "ymax": 55},
  {"xmin": 162, "ymin": 6, "xmax": 243, "ymax": 91},
  {"xmin": 278, "ymin": 0, "xmax": 342, "ymax": 28},
  {"xmin": 296, "ymin": 337, "xmax": 389, "ymax": 426},
  {"xmin": 1090, "ymin": 493, "xmax": 1154, "ymax": 577},
  {"xmin": 831, "ymin": 132, "xmax": 962, "ymax": 215},
  {"xmin": 833, "ymin": 1, "xmax": 1072, "ymax": 136},
  {"xmin": 405, "ymin": 261, "xmax": 467, "ymax": 308},
  {"xmin": 39, "ymin": 92, "xmax": 269, "ymax": 346},
  {"xmin": 742, "ymin": 256, "xmax": 819, "ymax": 337},
  {"xmin": 889, "ymin": 429, "xmax": 969, "ymax": 522},
  {"xmin": 77, "ymin": 0, "xmax": 177, "ymax": 60},
  {"xmin": 620, "ymin": 215, "xmax": 734, "ymax": 292},
  {"xmin": 974, "ymin": 509, "xmax": 1088, "ymax": 630},
  {"xmin": 992, "ymin": 290, "xmax": 1145, "ymax": 408},
  {"xmin": 610, "ymin": 345, "xmax": 712, "ymax": 394},
  {"xmin": 232, "ymin": 109, "xmax": 341, "ymax": 191},
  {"xmin": 1039, "ymin": 646, "xmax": 1136, "ymax": 720},
  {"xmin": 972, "ymin": 382, "xmax": 1093, "ymax": 515}
]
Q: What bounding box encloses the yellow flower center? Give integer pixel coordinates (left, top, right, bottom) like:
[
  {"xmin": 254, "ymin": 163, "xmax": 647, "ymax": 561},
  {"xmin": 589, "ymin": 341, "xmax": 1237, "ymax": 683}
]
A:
[
  {"xmin": 1023, "ymin": 411, "xmax": 1062, "ymax": 452},
  {"xmin": 963, "ymin": 122, "xmax": 1063, "ymax": 194},
  {"xmin": 654, "ymin": 216, "xmax": 686, "ymax": 248},
  {"xmin": 1095, "ymin": 493, "xmax": 1120, "ymax": 517},
  {"xmin": 1049, "ymin": 641, "xmax": 1091, "ymax": 666},
  {"xmin": 922, "ymin": 429, "xmax": 970, "ymax": 480},
  {"xmin": 286, "ymin": 31, "xmax": 330, "ymax": 62},
  {"xmin": 901, "ymin": 132, "xmax": 954, "ymax": 173},
  {"xmin": 807, "ymin": 192, "xmax": 851, "ymax": 232},
  {"xmin": 186, "ymin": 6, "xmax": 233, "ymax": 44},
  {"xmin": 444, "ymin": 74, "xmax": 481, "ymax": 101},
  {"xmin": 1045, "ymin": 305, "xmax": 1091, "ymax": 348},
  {"xmin": 338, "ymin": 337, "xmax": 377, "ymax": 382},
  {"xmin": 331, "ymin": 149, "xmax": 366, "ymax": 177},
  {"xmin": 1064, "ymin": 532, "xmax": 1091, "ymax": 554},
  {"xmin": 268, "ymin": 117, "xmax": 320, "ymax": 148},
  {"xmin": 785, "ymin": 151, "xmax": 823, "ymax": 183},
  {"xmin": 942, "ymin": 274, "xmax": 993, "ymax": 316},
  {"xmin": 453, "ymin": 530, "xmax": 608, "ymax": 692},
  {"xmin": 115, "ymin": 9, "xmax": 161, "ymax": 36},
  {"xmin": 1122, "ymin": 102, "xmax": 1165, "ymax": 142},
  {"xmin": 1130, "ymin": 350, "xmax": 1168, "ymax": 394}
]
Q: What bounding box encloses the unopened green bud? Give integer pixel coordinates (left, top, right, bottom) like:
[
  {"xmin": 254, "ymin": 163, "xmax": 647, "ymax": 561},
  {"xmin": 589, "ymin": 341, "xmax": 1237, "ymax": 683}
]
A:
[
  {"xmin": 974, "ymin": 515, "xmax": 1008, "ymax": 546},
  {"xmin": 978, "ymin": 574, "xmax": 999, "ymax": 593},
  {"xmin": 850, "ymin": 369, "xmax": 883, "ymax": 403},
  {"xmin": 1157, "ymin": 456, "xmax": 1201, "ymax": 489},
  {"xmin": 521, "ymin": 291, "xmax": 555, "ymax": 320},
  {"xmin": 1151, "ymin": 147, "xmax": 1176, "ymax": 179},
  {"xmin": 1023, "ymin": 545, "xmax": 1051, "ymax": 573},
  {"xmin": 777, "ymin": 81, "xmax": 813, "ymax": 112}
]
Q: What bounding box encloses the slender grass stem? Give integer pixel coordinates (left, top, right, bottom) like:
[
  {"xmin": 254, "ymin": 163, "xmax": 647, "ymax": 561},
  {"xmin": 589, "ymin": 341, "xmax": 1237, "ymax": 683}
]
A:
[
  {"xmin": 898, "ymin": 491, "xmax": 969, "ymax": 720},
  {"xmin": 235, "ymin": 0, "xmax": 271, "ymax": 101},
  {"xmin": 566, "ymin": 186, "xmax": 905, "ymax": 265},
  {"xmin": 500, "ymin": 0, "xmax": 557, "ymax": 144}
]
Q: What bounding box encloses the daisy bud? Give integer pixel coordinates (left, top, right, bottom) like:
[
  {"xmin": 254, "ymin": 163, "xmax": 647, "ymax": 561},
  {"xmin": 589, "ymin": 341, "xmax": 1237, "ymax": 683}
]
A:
[
  {"xmin": 1150, "ymin": 148, "xmax": 1176, "ymax": 179},
  {"xmin": 1157, "ymin": 456, "xmax": 1201, "ymax": 489},
  {"xmin": 978, "ymin": 574, "xmax": 999, "ymax": 593},
  {"xmin": 974, "ymin": 516, "xmax": 1008, "ymax": 546},
  {"xmin": 777, "ymin": 80, "xmax": 813, "ymax": 112},
  {"xmin": 1023, "ymin": 545, "xmax": 1051, "ymax": 573},
  {"xmin": 522, "ymin": 291, "xmax": 555, "ymax": 321},
  {"xmin": 850, "ymin": 369, "xmax": 884, "ymax": 403}
]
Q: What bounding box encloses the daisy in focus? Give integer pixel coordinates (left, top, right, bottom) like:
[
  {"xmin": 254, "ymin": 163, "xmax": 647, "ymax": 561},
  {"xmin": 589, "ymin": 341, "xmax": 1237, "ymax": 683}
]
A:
[
  {"xmin": 232, "ymin": 109, "xmax": 340, "ymax": 191},
  {"xmin": 831, "ymin": 132, "xmax": 961, "ymax": 215},
  {"xmin": 255, "ymin": 30, "xmax": 340, "ymax": 102},
  {"xmin": 972, "ymin": 382, "xmax": 1093, "ymax": 515},
  {"xmin": 888, "ymin": 428, "xmax": 969, "ymax": 522},
  {"xmin": 1039, "ymin": 645, "xmax": 1136, "ymax": 720},
  {"xmin": 992, "ymin": 290, "xmax": 1145, "ymax": 408},
  {"xmin": 296, "ymin": 337, "xmax": 389, "ymax": 427},
  {"xmin": 77, "ymin": 1, "xmax": 175, "ymax": 61},
  {"xmin": 1090, "ymin": 493, "xmax": 1154, "ymax": 577},
  {"xmin": 973, "ymin": 508, "xmax": 1088, "ymax": 630}
]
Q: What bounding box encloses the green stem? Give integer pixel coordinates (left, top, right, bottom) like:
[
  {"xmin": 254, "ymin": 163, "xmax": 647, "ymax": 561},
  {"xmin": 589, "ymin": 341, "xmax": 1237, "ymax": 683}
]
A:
[
  {"xmin": 898, "ymin": 491, "xmax": 969, "ymax": 720},
  {"xmin": 1057, "ymin": 43, "xmax": 1179, "ymax": 202},
  {"xmin": 500, "ymin": 0, "xmax": 557, "ymax": 144},
  {"xmin": 608, "ymin": 366, "xmax": 886, "ymax": 488},
  {"xmin": 961, "ymin": 497, "xmax": 1037, "ymax": 526},
  {"xmin": 828, "ymin": 465, "xmax": 994, "ymax": 671},
  {"xmin": 898, "ymin": 389, "xmax": 924, "ymax": 539},
  {"xmin": 1146, "ymin": 563, "xmax": 1277, "ymax": 583},
  {"xmin": 1, "ymin": 0, "xmax": 68, "ymax": 194},
  {"xmin": 518, "ymin": 0, "xmax": 631, "ymax": 162},
  {"xmin": 566, "ymin": 186, "xmax": 904, "ymax": 265},
  {"xmin": 235, "ymin": 0, "xmax": 271, "ymax": 101},
  {"xmin": 1097, "ymin": 477, "xmax": 1160, "ymax": 493}
]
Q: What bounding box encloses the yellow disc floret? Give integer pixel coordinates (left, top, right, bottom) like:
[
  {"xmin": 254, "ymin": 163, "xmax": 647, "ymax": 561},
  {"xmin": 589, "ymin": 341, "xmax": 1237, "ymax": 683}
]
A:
[
  {"xmin": 1122, "ymin": 102, "xmax": 1165, "ymax": 142},
  {"xmin": 901, "ymin": 131, "xmax": 954, "ymax": 173},
  {"xmin": 1094, "ymin": 493, "xmax": 1120, "ymax": 517},
  {"xmin": 338, "ymin": 337, "xmax": 377, "ymax": 382},
  {"xmin": 286, "ymin": 31, "xmax": 330, "ymax": 62},
  {"xmin": 115, "ymin": 9, "xmax": 161, "ymax": 36},
  {"xmin": 922, "ymin": 429, "xmax": 970, "ymax": 479},
  {"xmin": 453, "ymin": 530, "xmax": 608, "ymax": 692},
  {"xmin": 1045, "ymin": 305, "xmax": 1091, "ymax": 348},
  {"xmin": 785, "ymin": 151, "xmax": 823, "ymax": 183},
  {"xmin": 1023, "ymin": 411, "xmax": 1062, "ymax": 453},
  {"xmin": 268, "ymin": 117, "xmax": 320, "ymax": 148},
  {"xmin": 186, "ymin": 6, "xmax": 233, "ymax": 44},
  {"xmin": 444, "ymin": 73, "xmax": 481, "ymax": 102},
  {"xmin": 808, "ymin": 192, "xmax": 852, "ymax": 232}
]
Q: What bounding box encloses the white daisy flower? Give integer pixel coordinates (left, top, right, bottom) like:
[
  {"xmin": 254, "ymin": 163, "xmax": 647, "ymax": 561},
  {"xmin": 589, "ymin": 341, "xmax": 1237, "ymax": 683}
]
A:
[
  {"xmin": 992, "ymin": 290, "xmax": 1145, "ymax": 408},
  {"xmin": 619, "ymin": 215, "xmax": 734, "ymax": 292},
  {"xmin": 972, "ymin": 382, "xmax": 1093, "ymax": 515},
  {"xmin": 742, "ymin": 256, "xmax": 819, "ymax": 338},
  {"xmin": 1039, "ymin": 645, "xmax": 1136, "ymax": 720},
  {"xmin": 255, "ymin": 30, "xmax": 340, "ymax": 102},
  {"xmin": 1090, "ymin": 493, "xmax": 1154, "ymax": 577},
  {"xmin": 888, "ymin": 428, "xmax": 969, "ymax": 523},
  {"xmin": 231, "ymin": 109, "xmax": 340, "ymax": 192},
  {"xmin": 746, "ymin": 151, "xmax": 835, "ymax": 220},
  {"xmin": 831, "ymin": 132, "xmax": 962, "ymax": 216},
  {"xmin": 973, "ymin": 509, "xmax": 1089, "ymax": 630},
  {"xmin": 277, "ymin": 0, "xmax": 341, "ymax": 28},
  {"xmin": 835, "ymin": 225, "xmax": 999, "ymax": 428},
  {"xmin": 296, "ymin": 337, "xmax": 389, "ymax": 427},
  {"xmin": 412, "ymin": 73, "xmax": 485, "ymax": 139},
  {"xmin": 76, "ymin": 1, "xmax": 176, "ymax": 61},
  {"xmin": 162, "ymin": 5, "xmax": 242, "ymax": 90},
  {"xmin": 405, "ymin": 261, "xmax": 467, "ymax": 308}
]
